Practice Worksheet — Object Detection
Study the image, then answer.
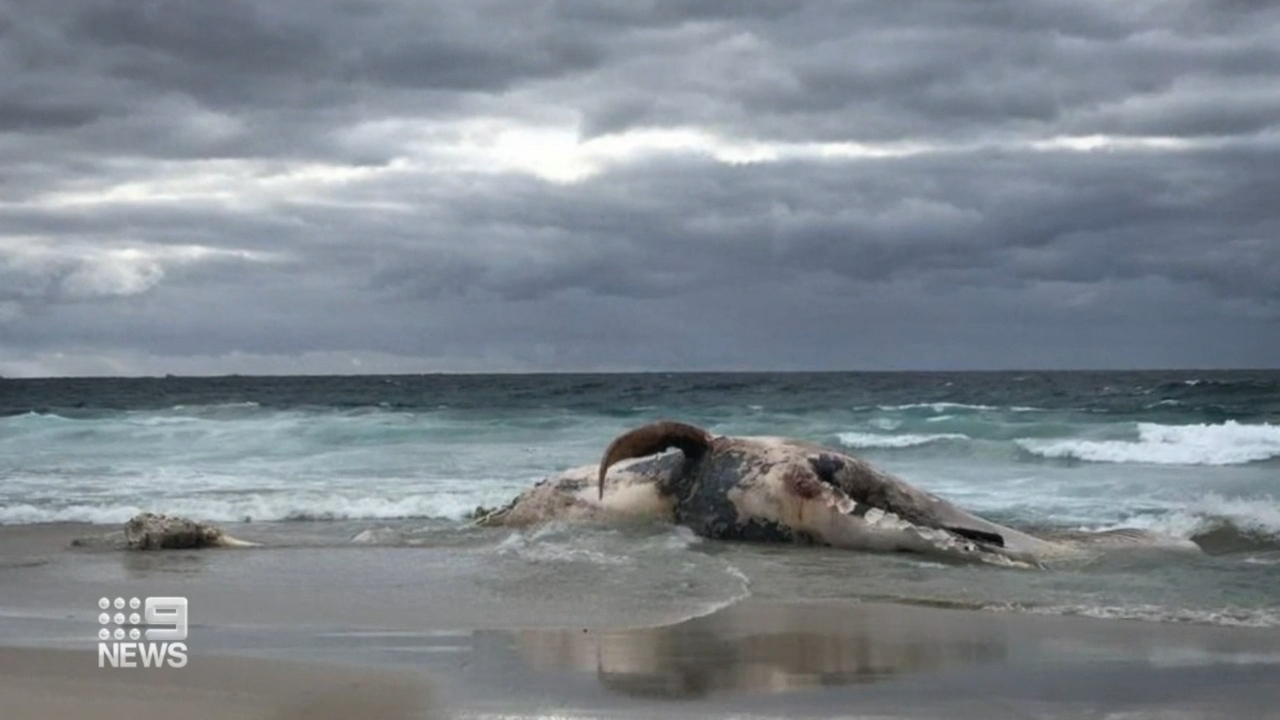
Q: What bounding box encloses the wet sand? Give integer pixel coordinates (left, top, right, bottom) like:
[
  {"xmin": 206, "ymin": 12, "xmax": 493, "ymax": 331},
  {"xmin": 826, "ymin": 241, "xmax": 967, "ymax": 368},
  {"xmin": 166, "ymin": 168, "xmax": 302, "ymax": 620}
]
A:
[
  {"xmin": 0, "ymin": 645, "xmax": 439, "ymax": 720},
  {"xmin": 2, "ymin": 522, "xmax": 1279, "ymax": 719}
]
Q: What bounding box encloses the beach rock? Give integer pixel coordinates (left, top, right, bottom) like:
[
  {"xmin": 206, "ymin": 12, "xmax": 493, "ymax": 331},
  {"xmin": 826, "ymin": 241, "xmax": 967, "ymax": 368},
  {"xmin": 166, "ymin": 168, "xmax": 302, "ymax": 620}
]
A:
[{"xmin": 123, "ymin": 512, "xmax": 256, "ymax": 550}]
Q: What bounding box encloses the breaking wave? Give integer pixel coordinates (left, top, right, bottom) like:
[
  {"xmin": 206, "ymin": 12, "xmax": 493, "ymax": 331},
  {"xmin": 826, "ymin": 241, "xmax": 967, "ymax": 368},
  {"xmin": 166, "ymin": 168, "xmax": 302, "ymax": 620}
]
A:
[
  {"xmin": 870, "ymin": 402, "xmax": 1044, "ymax": 413},
  {"xmin": 1058, "ymin": 494, "xmax": 1280, "ymax": 559},
  {"xmin": 1084, "ymin": 495, "xmax": 1280, "ymax": 554},
  {"xmin": 1016, "ymin": 421, "xmax": 1280, "ymax": 465},
  {"xmin": 0, "ymin": 494, "xmax": 487, "ymax": 526},
  {"xmin": 836, "ymin": 432, "xmax": 970, "ymax": 449}
]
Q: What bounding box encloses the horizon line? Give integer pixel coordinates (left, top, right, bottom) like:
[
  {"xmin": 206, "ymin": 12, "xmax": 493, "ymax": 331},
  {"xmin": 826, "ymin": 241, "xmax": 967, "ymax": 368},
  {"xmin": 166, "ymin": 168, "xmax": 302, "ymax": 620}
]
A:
[{"xmin": 3, "ymin": 367, "xmax": 1276, "ymax": 381}]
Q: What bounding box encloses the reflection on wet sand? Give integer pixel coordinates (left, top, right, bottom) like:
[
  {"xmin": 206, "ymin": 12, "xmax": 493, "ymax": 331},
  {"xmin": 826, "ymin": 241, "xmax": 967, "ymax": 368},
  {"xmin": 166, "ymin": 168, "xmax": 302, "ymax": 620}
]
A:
[
  {"xmin": 0, "ymin": 645, "xmax": 441, "ymax": 720},
  {"xmin": 121, "ymin": 549, "xmax": 212, "ymax": 576},
  {"xmin": 514, "ymin": 602, "xmax": 1008, "ymax": 699}
]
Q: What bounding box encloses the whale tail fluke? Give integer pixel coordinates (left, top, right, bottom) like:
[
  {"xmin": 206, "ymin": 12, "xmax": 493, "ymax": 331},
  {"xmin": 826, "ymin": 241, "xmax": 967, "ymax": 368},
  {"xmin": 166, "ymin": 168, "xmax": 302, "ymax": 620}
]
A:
[{"xmin": 598, "ymin": 421, "xmax": 713, "ymax": 499}]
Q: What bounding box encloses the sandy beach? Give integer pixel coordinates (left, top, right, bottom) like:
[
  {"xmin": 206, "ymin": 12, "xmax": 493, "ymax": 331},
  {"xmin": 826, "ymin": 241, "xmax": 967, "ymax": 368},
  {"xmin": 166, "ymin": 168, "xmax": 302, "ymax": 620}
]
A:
[
  {"xmin": 2, "ymin": 522, "xmax": 1279, "ymax": 719},
  {"xmin": 0, "ymin": 646, "xmax": 440, "ymax": 720}
]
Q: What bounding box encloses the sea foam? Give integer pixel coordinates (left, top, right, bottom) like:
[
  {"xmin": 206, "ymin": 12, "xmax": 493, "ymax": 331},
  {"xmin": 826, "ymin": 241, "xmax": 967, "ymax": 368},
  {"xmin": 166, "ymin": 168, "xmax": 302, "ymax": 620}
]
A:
[
  {"xmin": 1017, "ymin": 421, "xmax": 1280, "ymax": 466},
  {"xmin": 1089, "ymin": 494, "xmax": 1280, "ymax": 544},
  {"xmin": 0, "ymin": 493, "xmax": 490, "ymax": 526},
  {"xmin": 836, "ymin": 432, "xmax": 970, "ymax": 449},
  {"xmin": 987, "ymin": 602, "xmax": 1280, "ymax": 628}
]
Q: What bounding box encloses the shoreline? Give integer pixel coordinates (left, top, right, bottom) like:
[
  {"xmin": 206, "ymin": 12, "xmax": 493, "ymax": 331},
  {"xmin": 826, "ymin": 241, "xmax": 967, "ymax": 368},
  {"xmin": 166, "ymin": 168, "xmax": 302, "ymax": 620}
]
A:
[
  {"xmin": 8, "ymin": 518, "xmax": 1277, "ymax": 629},
  {"xmin": 4, "ymin": 522, "xmax": 1280, "ymax": 718},
  {"xmin": 5, "ymin": 599, "xmax": 1280, "ymax": 719}
]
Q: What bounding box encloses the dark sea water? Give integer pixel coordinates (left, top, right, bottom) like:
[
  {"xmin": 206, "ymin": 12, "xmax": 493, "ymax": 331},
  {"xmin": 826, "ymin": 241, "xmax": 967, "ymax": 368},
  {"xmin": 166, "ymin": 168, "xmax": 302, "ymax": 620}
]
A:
[{"xmin": 2, "ymin": 370, "xmax": 1278, "ymax": 628}]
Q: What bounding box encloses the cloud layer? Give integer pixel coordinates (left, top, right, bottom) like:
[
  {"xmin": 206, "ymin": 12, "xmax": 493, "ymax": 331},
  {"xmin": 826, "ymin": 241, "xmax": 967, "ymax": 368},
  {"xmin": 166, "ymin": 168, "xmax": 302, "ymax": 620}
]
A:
[{"xmin": 2, "ymin": 0, "xmax": 1278, "ymax": 375}]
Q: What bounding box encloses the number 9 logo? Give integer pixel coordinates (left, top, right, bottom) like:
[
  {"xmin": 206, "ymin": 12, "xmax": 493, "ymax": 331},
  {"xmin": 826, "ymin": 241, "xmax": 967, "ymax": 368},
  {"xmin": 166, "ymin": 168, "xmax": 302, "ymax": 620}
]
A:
[{"xmin": 144, "ymin": 597, "xmax": 188, "ymax": 641}]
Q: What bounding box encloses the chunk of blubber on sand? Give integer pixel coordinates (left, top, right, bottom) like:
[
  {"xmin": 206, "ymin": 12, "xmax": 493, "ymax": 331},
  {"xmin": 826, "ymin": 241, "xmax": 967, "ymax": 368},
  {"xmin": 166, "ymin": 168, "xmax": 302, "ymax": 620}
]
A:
[{"xmin": 123, "ymin": 512, "xmax": 256, "ymax": 550}]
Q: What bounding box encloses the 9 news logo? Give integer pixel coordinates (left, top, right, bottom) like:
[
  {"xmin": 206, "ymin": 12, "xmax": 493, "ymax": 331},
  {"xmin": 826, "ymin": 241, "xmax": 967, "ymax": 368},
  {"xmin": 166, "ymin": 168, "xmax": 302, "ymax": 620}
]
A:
[{"xmin": 96, "ymin": 596, "xmax": 189, "ymax": 669}]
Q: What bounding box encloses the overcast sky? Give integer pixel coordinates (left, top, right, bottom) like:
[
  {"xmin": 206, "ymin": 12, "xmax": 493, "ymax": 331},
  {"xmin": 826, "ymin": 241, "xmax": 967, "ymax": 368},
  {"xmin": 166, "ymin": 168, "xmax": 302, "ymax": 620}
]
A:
[{"xmin": 1, "ymin": 0, "xmax": 1277, "ymax": 376}]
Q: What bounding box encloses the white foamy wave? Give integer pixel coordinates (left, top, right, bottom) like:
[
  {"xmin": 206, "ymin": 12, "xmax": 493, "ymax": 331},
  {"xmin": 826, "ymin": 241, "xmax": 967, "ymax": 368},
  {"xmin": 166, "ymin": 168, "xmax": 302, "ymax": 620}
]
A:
[
  {"xmin": 665, "ymin": 524, "xmax": 705, "ymax": 549},
  {"xmin": 350, "ymin": 527, "xmax": 405, "ymax": 545},
  {"xmin": 874, "ymin": 402, "xmax": 999, "ymax": 412},
  {"xmin": 836, "ymin": 432, "xmax": 969, "ymax": 449},
  {"xmin": 0, "ymin": 494, "xmax": 485, "ymax": 526},
  {"xmin": 869, "ymin": 417, "xmax": 902, "ymax": 431},
  {"xmin": 1087, "ymin": 495, "xmax": 1280, "ymax": 540},
  {"xmin": 168, "ymin": 402, "xmax": 261, "ymax": 411},
  {"xmin": 492, "ymin": 528, "xmax": 635, "ymax": 566},
  {"xmin": 1017, "ymin": 421, "xmax": 1280, "ymax": 465},
  {"xmin": 870, "ymin": 402, "xmax": 1045, "ymax": 413},
  {"xmin": 988, "ymin": 602, "xmax": 1280, "ymax": 628}
]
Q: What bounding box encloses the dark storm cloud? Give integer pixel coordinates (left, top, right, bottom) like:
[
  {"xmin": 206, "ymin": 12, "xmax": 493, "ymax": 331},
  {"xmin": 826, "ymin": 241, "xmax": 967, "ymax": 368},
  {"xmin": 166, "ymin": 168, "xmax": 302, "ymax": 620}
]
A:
[
  {"xmin": 70, "ymin": 0, "xmax": 610, "ymax": 95},
  {"xmin": 569, "ymin": 0, "xmax": 1280, "ymax": 142},
  {"xmin": 354, "ymin": 143, "xmax": 1280, "ymax": 307},
  {"xmin": 3, "ymin": 0, "xmax": 610, "ymax": 164},
  {"xmin": 0, "ymin": 0, "xmax": 1277, "ymax": 375}
]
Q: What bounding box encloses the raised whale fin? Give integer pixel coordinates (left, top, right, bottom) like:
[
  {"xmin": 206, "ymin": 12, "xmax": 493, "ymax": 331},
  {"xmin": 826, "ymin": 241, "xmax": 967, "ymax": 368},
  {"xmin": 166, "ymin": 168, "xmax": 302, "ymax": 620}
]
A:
[{"xmin": 598, "ymin": 421, "xmax": 712, "ymax": 499}]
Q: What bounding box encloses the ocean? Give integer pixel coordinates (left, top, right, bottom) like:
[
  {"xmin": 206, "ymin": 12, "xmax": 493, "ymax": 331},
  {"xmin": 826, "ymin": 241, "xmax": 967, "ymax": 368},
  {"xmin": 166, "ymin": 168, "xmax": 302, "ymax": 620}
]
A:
[{"xmin": 2, "ymin": 370, "xmax": 1278, "ymax": 630}]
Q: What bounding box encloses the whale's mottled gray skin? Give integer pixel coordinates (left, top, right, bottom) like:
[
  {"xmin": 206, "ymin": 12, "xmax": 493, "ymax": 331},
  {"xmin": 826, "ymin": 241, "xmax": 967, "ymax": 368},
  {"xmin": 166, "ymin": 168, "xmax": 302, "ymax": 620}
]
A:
[
  {"xmin": 481, "ymin": 421, "xmax": 1197, "ymax": 567},
  {"xmin": 654, "ymin": 431, "xmax": 1057, "ymax": 566},
  {"xmin": 476, "ymin": 454, "xmax": 686, "ymax": 528}
]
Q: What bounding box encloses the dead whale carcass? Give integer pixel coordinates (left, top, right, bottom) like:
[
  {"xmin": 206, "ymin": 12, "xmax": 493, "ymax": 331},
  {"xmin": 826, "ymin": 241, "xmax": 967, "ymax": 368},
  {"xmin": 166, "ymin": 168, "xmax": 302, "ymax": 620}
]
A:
[{"xmin": 481, "ymin": 421, "xmax": 1197, "ymax": 567}]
